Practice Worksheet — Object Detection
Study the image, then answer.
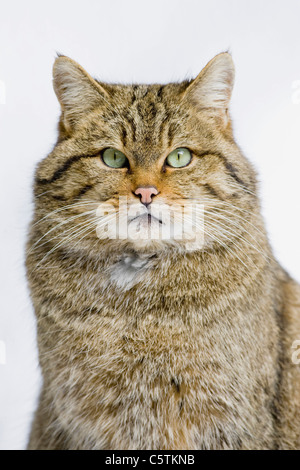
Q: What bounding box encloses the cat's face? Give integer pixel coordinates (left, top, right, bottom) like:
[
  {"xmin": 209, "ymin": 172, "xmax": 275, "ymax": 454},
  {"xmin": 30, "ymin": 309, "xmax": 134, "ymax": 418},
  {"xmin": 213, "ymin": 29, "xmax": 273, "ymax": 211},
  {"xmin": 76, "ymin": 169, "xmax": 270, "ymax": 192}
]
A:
[{"xmin": 33, "ymin": 53, "xmax": 257, "ymax": 258}]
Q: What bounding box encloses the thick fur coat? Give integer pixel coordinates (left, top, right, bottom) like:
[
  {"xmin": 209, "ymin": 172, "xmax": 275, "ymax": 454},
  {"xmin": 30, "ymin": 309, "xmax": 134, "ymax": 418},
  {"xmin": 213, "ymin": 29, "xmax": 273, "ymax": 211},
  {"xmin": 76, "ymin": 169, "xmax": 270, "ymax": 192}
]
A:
[{"xmin": 26, "ymin": 53, "xmax": 300, "ymax": 449}]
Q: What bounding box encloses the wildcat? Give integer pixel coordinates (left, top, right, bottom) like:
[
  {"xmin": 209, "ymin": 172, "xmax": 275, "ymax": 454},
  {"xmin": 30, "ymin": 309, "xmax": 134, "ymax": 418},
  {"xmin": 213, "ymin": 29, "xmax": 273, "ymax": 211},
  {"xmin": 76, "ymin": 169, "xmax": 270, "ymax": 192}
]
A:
[{"xmin": 26, "ymin": 53, "xmax": 300, "ymax": 449}]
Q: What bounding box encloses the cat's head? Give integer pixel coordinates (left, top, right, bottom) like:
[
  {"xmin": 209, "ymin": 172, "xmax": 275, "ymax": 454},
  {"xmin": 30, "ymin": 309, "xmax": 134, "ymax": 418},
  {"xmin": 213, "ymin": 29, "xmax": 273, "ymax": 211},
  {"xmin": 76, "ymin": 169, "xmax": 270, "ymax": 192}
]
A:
[{"xmin": 34, "ymin": 53, "xmax": 258, "ymax": 258}]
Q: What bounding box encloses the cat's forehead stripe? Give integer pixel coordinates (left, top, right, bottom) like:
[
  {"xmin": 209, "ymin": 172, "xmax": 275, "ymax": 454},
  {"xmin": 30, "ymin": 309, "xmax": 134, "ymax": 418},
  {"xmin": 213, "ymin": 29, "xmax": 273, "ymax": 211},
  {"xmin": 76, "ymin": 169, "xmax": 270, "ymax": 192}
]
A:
[{"xmin": 120, "ymin": 88, "xmax": 177, "ymax": 157}]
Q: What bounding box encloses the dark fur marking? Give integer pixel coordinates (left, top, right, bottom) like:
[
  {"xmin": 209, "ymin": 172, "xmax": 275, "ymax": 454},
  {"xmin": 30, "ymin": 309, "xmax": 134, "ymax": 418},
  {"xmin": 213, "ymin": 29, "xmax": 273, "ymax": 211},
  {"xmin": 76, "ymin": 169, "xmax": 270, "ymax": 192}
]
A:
[
  {"xmin": 126, "ymin": 115, "xmax": 136, "ymax": 141},
  {"xmin": 136, "ymin": 103, "xmax": 143, "ymax": 117},
  {"xmin": 156, "ymin": 86, "xmax": 164, "ymax": 100},
  {"xmin": 131, "ymin": 85, "xmax": 138, "ymax": 104},
  {"xmin": 171, "ymin": 377, "xmax": 181, "ymax": 393},
  {"xmin": 141, "ymin": 88, "xmax": 149, "ymax": 99},
  {"xmin": 74, "ymin": 184, "xmax": 93, "ymax": 199},
  {"xmin": 149, "ymin": 102, "xmax": 157, "ymax": 119},
  {"xmin": 195, "ymin": 150, "xmax": 248, "ymax": 190},
  {"xmin": 167, "ymin": 123, "xmax": 177, "ymax": 147},
  {"xmin": 121, "ymin": 125, "xmax": 127, "ymax": 147},
  {"xmin": 203, "ymin": 183, "xmax": 223, "ymax": 200},
  {"xmin": 270, "ymin": 307, "xmax": 285, "ymax": 449},
  {"xmin": 51, "ymin": 194, "xmax": 66, "ymax": 201},
  {"xmin": 36, "ymin": 154, "xmax": 98, "ymax": 185},
  {"xmin": 158, "ymin": 116, "xmax": 169, "ymax": 147},
  {"xmin": 223, "ymin": 161, "xmax": 248, "ymax": 189}
]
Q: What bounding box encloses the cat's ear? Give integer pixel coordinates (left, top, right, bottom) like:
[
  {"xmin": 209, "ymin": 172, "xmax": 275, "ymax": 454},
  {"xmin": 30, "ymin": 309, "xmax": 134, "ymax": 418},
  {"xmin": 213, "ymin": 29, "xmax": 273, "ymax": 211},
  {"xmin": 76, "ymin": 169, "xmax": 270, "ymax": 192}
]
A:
[
  {"xmin": 53, "ymin": 55, "xmax": 109, "ymax": 132},
  {"xmin": 183, "ymin": 52, "xmax": 235, "ymax": 125}
]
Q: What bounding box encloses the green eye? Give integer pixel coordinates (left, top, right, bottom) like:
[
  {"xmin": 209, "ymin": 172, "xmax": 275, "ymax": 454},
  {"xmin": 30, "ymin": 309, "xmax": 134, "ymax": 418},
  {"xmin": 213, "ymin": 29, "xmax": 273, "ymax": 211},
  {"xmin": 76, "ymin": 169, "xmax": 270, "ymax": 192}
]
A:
[
  {"xmin": 102, "ymin": 148, "xmax": 128, "ymax": 168},
  {"xmin": 166, "ymin": 148, "xmax": 192, "ymax": 168}
]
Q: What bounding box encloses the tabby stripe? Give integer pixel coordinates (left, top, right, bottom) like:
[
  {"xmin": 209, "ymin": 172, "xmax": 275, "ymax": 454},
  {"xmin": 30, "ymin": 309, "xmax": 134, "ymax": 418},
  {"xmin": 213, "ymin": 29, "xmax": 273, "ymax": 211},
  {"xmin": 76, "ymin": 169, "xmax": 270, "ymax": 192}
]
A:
[
  {"xmin": 223, "ymin": 160, "xmax": 247, "ymax": 189},
  {"xmin": 141, "ymin": 88, "xmax": 149, "ymax": 99},
  {"xmin": 121, "ymin": 125, "xmax": 127, "ymax": 147},
  {"xmin": 156, "ymin": 86, "xmax": 164, "ymax": 100},
  {"xmin": 171, "ymin": 376, "xmax": 181, "ymax": 393},
  {"xmin": 74, "ymin": 184, "xmax": 94, "ymax": 199},
  {"xmin": 51, "ymin": 194, "xmax": 66, "ymax": 201},
  {"xmin": 270, "ymin": 307, "xmax": 285, "ymax": 448},
  {"xmin": 36, "ymin": 154, "xmax": 98, "ymax": 185},
  {"xmin": 148, "ymin": 102, "xmax": 157, "ymax": 119},
  {"xmin": 195, "ymin": 151, "xmax": 248, "ymax": 190},
  {"xmin": 126, "ymin": 115, "xmax": 136, "ymax": 141},
  {"xmin": 158, "ymin": 117, "xmax": 169, "ymax": 147},
  {"xmin": 203, "ymin": 183, "xmax": 224, "ymax": 200},
  {"xmin": 167, "ymin": 123, "xmax": 178, "ymax": 147},
  {"xmin": 131, "ymin": 85, "xmax": 138, "ymax": 104}
]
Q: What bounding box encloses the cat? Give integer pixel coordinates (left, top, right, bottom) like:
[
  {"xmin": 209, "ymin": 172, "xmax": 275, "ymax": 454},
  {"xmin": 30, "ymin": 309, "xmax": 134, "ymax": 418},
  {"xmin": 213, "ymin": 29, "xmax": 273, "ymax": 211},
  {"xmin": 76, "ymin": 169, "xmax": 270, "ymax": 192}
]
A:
[{"xmin": 26, "ymin": 52, "xmax": 300, "ymax": 449}]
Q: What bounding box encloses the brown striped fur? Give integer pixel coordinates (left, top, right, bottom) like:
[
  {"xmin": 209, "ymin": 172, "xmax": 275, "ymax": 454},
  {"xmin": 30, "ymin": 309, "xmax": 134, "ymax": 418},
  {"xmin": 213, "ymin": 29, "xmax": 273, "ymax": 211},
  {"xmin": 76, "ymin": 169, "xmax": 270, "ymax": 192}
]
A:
[{"xmin": 26, "ymin": 53, "xmax": 300, "ymax": 449}]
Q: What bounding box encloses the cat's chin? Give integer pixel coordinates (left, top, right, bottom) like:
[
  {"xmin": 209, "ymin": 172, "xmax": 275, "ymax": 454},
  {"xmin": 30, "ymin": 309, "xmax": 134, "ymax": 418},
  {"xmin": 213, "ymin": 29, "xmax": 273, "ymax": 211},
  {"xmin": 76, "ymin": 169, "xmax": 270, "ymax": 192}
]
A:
[
  {"xmin": 119, "ymin": 214, "xmax": 203, "ymax": 252},
  {"xmin": 120, "ymin": 237, "xmax": 172, "ymax": 255},
  {"xmin": 105, "ymin": 236, "xmax": 204, "ymax": 257}
]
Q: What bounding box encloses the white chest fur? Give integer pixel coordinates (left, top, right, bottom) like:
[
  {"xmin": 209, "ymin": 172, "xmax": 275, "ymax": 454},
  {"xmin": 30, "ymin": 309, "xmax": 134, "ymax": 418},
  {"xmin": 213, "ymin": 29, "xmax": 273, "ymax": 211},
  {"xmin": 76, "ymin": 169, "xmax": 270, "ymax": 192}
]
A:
[{"xmin": 109, "ymin": 253, "xmax": 153, "ymax": 290}]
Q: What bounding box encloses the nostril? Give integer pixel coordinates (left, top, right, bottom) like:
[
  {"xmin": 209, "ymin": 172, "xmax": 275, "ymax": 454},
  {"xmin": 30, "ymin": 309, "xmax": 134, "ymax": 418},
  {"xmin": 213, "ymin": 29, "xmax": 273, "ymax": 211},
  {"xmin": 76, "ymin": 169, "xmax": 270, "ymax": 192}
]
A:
[{"xmin": 134, "ymin": 186, "xmax": 158, "ymax": 206}]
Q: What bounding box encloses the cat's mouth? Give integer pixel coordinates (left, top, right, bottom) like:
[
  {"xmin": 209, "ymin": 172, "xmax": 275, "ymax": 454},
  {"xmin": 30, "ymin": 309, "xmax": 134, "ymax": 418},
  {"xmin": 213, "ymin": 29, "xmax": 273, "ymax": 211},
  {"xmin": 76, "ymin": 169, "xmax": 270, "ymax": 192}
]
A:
[{"xmin": 129, "ymin": 213, "xmax": 163, "ymax": 225}]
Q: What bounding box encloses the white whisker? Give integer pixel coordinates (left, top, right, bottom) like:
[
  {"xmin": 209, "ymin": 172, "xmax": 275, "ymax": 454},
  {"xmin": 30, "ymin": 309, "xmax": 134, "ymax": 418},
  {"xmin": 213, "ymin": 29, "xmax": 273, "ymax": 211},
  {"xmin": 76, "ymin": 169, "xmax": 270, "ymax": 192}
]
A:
[
  {"xmin": 28, "ymin": 210, "xmax": 96, "ymax": 253},
  {"xmin": 32, "ymin": 200, "xmax": 101, "ymax": 226}
]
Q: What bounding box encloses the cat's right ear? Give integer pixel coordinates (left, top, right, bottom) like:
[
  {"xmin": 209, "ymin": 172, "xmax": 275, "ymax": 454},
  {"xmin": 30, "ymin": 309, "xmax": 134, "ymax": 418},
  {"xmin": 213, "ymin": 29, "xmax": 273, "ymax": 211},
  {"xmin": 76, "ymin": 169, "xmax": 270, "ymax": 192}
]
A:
[
  {"xmin": 53, "ymin": 55, "xmax": 110, "ymax": 133},
  {"xmin": 182, "ymin": 52, "xmax": 235, "ymax": 127}
]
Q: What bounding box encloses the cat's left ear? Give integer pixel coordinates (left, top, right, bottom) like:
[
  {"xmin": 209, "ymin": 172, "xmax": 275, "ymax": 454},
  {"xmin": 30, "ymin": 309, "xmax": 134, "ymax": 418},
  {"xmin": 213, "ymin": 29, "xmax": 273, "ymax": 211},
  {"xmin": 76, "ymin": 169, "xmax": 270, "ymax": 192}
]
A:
[{"xmin": 183, "ymin": 52, "xmax": 235, "ymax": 126}]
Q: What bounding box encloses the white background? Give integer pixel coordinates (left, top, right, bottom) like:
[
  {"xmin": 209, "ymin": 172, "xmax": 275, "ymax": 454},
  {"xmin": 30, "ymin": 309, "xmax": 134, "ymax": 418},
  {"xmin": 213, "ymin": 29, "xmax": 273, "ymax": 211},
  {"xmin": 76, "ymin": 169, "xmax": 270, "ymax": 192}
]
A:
[{"xmin": 0, "ymin": 0, "xmax": 299, "ymax": 449}]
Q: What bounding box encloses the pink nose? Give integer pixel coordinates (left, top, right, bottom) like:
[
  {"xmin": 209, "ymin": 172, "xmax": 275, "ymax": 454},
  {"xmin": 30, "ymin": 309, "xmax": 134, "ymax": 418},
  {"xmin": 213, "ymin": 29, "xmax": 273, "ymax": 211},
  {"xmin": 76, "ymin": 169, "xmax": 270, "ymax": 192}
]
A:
[{"xmin": 134, "ymin": 186, "xmax": 158, "ymax": 206}]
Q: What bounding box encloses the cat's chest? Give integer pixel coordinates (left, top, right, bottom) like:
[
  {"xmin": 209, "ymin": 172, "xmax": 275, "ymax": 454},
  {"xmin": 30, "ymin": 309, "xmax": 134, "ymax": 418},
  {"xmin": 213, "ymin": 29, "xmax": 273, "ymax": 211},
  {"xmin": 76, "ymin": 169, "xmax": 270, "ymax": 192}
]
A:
[
  {"xmin": 54, "ymin": 318, "xmax": 266, "ymax": 450},
  {"xmin": 60, "ymin": 313, "xmax": 242, "ymax": 409}
]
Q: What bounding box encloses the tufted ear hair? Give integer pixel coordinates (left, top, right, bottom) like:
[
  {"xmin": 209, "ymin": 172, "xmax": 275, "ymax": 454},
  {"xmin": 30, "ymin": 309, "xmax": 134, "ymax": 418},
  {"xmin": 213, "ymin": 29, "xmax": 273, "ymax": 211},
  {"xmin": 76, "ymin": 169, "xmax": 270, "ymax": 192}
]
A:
[
  {"xmin": 53, "ymin": 55, "xmax": 110, "ymax": 132},
  {"xmin": 183, "ymin": 52, "xmax": 235, "ymax": 125}
]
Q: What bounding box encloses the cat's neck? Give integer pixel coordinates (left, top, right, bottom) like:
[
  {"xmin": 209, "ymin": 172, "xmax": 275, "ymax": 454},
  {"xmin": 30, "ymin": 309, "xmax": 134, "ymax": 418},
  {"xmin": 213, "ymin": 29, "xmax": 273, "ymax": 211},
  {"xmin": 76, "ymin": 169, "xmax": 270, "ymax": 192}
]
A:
[{"xmin": 103, "ymin": 239, "xmax": 273, "ymax": 308}]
